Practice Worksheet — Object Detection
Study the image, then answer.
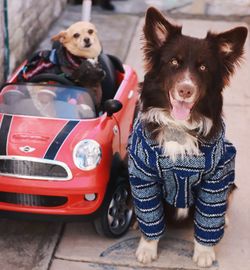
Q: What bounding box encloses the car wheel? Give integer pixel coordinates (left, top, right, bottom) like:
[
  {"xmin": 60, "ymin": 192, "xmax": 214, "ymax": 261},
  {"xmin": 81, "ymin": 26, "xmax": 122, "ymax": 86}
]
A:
[{"xmin": 94, "ymin": 177, "xmax": 133, "ymax": 238}]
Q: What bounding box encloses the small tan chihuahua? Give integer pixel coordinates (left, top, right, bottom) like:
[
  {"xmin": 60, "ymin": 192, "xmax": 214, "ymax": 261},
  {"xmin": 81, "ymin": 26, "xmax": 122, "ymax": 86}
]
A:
[{"xmin": 52, "ymin": 21, "xmax": 105, "ymax": 107}]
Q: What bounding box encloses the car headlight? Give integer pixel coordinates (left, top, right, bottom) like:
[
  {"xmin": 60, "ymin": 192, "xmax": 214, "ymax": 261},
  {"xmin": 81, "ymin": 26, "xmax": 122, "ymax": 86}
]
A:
[{"xmin": 73, "ymin": 139, "xmax": 102, "ymax": 170}]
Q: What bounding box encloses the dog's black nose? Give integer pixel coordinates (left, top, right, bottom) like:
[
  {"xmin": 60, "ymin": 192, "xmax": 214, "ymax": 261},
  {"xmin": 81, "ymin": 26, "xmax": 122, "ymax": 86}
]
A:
[{"xmin": 84, "ymin": 37, "xmax": 90, "ymax": 44}]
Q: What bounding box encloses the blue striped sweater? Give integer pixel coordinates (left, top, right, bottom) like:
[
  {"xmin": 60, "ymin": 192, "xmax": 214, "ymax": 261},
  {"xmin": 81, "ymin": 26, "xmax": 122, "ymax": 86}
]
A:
[{"xmin": 128, "ymin": 119, "xmax": 236, "ymax": 246}]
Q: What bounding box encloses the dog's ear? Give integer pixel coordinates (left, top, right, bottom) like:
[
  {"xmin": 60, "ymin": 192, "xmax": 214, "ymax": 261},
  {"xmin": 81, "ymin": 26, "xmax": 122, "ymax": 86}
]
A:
[
  {"xmin": 143, "ymin": 7, "xmax": 181, "ymax": 72},
  {"xmin": 207, "ymin": 27, "xmax": 248, "ymax": 82},
  {"xmin": 143, "ymin": 7, "xmax": 181, "ymax": 48},
  {"xmin": 51, "ymin": 31, "xmax": 68, "ymax": 43},
  {"xmin": 215, "ymin": 27, "xmax": 247, "ymax": 62}
]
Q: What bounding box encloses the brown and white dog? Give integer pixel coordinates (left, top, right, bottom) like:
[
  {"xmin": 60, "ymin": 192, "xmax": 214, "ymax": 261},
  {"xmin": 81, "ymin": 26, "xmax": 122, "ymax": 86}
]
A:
[{"xmin": 128, "ymin": 7, "xmax": 248, "ymax": 268}]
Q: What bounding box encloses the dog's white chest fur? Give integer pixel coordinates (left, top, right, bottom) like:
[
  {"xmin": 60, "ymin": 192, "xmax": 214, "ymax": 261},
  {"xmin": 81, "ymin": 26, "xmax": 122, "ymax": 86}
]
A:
[
  {"xmin": 157, "ymin": 125, "xmax": 200, "ymax": 161},
  {"xmin": 140, "ymin": 108, "xmax": 212, "ymax": 161},
  {"xmin": 87, "ymin": 58, "xmax": 98, "ymax": 65}
]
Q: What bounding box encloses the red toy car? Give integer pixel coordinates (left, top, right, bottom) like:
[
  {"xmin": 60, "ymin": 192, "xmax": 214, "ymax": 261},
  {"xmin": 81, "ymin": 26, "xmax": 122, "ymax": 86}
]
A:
[{"xmin": 0, "ymin": 54, "xmax": 138, "ymax": 237}]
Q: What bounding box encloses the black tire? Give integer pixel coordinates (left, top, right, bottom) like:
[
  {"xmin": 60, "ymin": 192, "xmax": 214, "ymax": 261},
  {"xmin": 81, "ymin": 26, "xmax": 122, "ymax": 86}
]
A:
[{"xmin": 94, "ymin": 176, "xmax": 133, "ymax": 238}]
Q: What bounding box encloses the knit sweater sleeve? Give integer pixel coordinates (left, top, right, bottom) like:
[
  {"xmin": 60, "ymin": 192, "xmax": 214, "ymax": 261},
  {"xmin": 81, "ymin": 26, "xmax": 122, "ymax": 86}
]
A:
[
  {"xmin": 194, "ymin": 140, "xmax": 236, "ymax": 246},
  {"xmin": 128, "ymin": 121, "xmax": 166, "ymax": 239}
]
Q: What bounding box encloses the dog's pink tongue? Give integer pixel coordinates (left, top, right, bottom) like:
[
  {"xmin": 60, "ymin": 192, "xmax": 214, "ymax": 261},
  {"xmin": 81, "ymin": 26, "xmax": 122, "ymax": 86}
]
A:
[{"xmin": 170, "ymin": 98, "xmax": 193, "ymax": 120}]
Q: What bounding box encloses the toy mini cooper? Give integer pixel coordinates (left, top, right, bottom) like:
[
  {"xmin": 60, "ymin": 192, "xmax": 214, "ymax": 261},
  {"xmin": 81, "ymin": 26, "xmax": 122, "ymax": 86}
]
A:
[{"xmin": 0, "ymin": 53, "xmax": 138, "ymax": 237}]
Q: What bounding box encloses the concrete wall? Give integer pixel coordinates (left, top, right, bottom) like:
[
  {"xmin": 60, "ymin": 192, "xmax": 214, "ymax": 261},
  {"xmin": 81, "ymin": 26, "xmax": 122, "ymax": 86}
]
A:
[{"xmin": 0, "ymin": 0, "xmax": 67, "ymax": 84}]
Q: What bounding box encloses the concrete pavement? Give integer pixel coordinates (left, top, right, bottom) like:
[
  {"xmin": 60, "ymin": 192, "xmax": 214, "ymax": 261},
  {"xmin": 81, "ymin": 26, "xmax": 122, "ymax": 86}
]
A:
[
  {"xmin": 1, "ymin": 1, "xmax": 250, "ymax": 269},
  {"xmin": 0, "ymin": 219, "xmax": 62, "ymax": 270}
]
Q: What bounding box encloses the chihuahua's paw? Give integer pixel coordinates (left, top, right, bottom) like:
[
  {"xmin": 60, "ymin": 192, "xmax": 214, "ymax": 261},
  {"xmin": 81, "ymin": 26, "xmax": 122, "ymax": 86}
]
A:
[
  {"xmin": 193, "ymin": 239, "xmax": 216, "ymax": 268},
  {"xmin": 136, "ymin": 237, "xmax": 159, "ymax": 264}
]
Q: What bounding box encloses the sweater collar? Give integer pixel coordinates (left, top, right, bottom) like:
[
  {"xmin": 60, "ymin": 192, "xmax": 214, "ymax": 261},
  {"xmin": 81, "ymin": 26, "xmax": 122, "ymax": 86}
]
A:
[{"xmin": 64, "ymin": 49, "xmax": 87, "ymax": 68}]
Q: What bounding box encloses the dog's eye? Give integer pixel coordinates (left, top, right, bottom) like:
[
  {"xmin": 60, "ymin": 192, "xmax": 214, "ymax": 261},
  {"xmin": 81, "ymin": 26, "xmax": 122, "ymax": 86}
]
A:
[
  {"xmin": 199, "ymin": 64, "xmax": 207, "ymax": 72},
  {"xmin": 73, "ymin": 33, "xmax": 80, "ymax": 38},
  {"xmin": 88, "ymin": 29, "xmax": 94, "ymax": 35},
  {"xmin": 170, "ymin": 58, "xmax": 179, "ymax": 67}
]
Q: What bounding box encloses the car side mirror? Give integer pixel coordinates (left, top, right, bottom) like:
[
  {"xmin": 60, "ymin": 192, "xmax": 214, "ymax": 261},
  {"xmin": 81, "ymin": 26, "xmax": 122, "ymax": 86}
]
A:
[{"xmin": 104, "ymin": 99, "xmax": 122, "ymax": 117}]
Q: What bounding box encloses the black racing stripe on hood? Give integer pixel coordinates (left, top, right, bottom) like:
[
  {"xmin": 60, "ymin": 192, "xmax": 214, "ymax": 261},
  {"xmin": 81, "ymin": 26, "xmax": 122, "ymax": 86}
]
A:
[
  {"xmin": 0, "ymin": 115, "xmax": 12, "ymax": 155},
  {"xmin": 44, "ymin": 120, "xmax": 79, "ymax": 160}
]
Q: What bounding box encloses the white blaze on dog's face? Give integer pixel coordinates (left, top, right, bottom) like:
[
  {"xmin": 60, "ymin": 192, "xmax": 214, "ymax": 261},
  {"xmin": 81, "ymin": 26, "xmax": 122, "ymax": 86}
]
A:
[
  {"xmin": 52, "ymin": 21, "xmax": 102, "ymax": 59},
  {"xmin": 169, "ymin": 69, "xmax": 199, "ymax": 121}
]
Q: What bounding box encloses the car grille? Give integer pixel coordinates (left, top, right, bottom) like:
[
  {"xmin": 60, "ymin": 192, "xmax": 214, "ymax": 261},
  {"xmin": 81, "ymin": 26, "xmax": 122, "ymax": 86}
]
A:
[
  {"xmin": 0, "ymin": 192, "xmax": 67, "ymax": 207},
  {"xmin": 0, "ymin": 156, "xmax": 72, "ymax": 180}
]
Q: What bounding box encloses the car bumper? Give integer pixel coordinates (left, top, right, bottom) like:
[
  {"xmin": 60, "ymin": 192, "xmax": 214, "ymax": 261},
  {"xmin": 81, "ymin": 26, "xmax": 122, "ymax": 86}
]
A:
[{"xmin": 0, "ymin": 173, "xmax": 108, "ymax": 216}]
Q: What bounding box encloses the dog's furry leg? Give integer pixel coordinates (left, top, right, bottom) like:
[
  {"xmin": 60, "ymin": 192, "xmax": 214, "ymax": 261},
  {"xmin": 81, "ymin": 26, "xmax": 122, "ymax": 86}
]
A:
[
  {"xmin": 136, "ymin": 236, "xmax": 159, "ymax": 264},
  {"xmin": 176, "ymin": 208, "xmax": 189, "ymax": 220},
  {"xmin": 225, "ymin": 184, "xmax": 237, "ymax": 228},
  {"xmin": 193, "ymin": 239, "xmax": 216, "ymax": 267}
]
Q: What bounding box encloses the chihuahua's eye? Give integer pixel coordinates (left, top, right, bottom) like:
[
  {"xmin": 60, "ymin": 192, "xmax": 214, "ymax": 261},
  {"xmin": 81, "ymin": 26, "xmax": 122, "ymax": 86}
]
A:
[
  {"xmin": 73, "ymin": 33, "xmax": 80, "ymax": 38},
  {"xmin": 199, "ymin": 64, "xmax": 207, "ymax": 72},
  {"xmin": 88, "ymin": 29, "xmax": 94, "ymax": 35},
  {"xmin": 170, "ymin": 58, "xmax": 179, "ymax": 67}
]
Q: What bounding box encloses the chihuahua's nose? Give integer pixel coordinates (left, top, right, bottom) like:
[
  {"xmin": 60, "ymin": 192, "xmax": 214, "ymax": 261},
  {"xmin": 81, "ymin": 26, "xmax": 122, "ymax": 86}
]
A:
[{"xmin": 84, "ymin": 37, "xmax": 90, "ymax": 44}]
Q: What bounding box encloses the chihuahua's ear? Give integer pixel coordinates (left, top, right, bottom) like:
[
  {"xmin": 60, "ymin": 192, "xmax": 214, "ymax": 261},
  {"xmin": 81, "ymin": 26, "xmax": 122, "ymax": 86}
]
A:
[{"xmin": 51, "ymin": 31, "xmax": 67, "ymax": 43}]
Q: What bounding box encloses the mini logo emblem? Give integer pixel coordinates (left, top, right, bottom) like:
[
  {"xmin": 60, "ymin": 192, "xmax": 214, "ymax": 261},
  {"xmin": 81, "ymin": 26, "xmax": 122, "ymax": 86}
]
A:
[{"xmin": 19, "ymin": 146, "xmax": 36, "ymax": 153}]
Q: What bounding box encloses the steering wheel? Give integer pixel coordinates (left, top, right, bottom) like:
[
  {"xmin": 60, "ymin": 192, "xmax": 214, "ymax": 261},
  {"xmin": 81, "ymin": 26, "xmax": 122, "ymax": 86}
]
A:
[{"xmin": 29, "ymin": 73, "xmax": 74, "ymax": 86}]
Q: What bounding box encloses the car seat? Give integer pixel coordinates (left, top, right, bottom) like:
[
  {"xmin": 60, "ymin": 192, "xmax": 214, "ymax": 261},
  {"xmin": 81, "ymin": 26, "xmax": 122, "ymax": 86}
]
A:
[{"xmin": 98, "ymin": 53, "xmax": 124, "ymax": 104}]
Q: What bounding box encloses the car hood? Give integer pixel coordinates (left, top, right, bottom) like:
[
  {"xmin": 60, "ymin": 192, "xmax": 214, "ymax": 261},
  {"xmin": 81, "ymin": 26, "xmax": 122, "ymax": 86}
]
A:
[{"xmin": 0, "ymin": 114, "xmax": 97, "ymax": 160}]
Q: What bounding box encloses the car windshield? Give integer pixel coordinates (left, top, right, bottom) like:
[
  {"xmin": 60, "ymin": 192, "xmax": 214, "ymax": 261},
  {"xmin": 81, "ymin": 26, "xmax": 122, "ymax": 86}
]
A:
[{"xmin": 0, "ymin": 83, "xmax": 96, "ymax": 120}]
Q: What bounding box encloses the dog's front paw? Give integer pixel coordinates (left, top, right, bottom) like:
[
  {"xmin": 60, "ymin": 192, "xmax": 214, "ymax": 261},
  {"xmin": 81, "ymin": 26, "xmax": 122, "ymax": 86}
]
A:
[
  {"xmin": 193, "ymin": 239, "xmax": 216, "ymax": 268},
  {"xmin": 136, "ymin": 237, "xmax": 159, "ymax": 264}
]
